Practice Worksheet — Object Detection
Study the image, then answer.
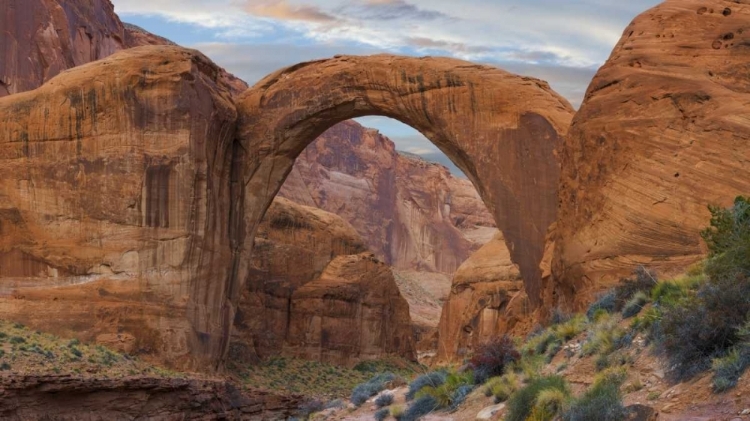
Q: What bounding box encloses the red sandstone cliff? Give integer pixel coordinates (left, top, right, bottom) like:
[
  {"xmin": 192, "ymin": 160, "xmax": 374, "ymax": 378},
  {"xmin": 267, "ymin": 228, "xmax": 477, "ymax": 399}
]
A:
[
  {"xmin": 280, "ymin": 120, "xmax": 496, "ymax": 275},
  {"xmin": 0, "ymin": 0, "xmax": 247, "ymax": 97}
]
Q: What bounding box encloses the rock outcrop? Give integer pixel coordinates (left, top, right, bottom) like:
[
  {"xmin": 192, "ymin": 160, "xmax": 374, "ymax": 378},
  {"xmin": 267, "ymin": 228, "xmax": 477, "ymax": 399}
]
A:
[
  {"xmin": 232, "ymin": 197, "xmax": 415, "ymax": 365},
  {"xmin": 0, "ymin": 0, "xmax": 247, "ymax": 97},
  {"xmin": 286, "ymin": 253, "xmax": 415, "ymax": 364},
  {"xmin": 279, "ymin": 120, "xmax": 496, "ymax": 275},
  {"xmin": 0, "ymin": 45, "xmax": 240, "ymax": 370},
  {"xmin": 549, "ymin": 0, "xmax": 750, "ymax": 309},
  {"xmin": 0, "ymin": 374, "xmax": 301, "ymax": 420},
  {"xmin": 237, "ymin": 55, "xmax": 574, "ymax": 324},
  {"xmin": 436, "ymin": 232, "xmax": 529, "ymax": 361}
]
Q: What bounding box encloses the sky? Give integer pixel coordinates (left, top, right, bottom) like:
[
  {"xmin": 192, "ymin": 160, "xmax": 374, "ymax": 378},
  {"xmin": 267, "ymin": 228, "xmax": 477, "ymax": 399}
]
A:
[{"xmin": 113, "ymin": 0, "xmax": 661, "ymax": 176}]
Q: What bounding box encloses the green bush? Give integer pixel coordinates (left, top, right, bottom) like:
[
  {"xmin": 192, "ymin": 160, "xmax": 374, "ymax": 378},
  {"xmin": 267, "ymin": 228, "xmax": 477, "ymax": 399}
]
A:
[
  {"xmin": 505, "ymin": 375, "xmax": 569, "ymax": 421},
  {"xmin": 484, "ymin": 372, "xmax": 518, "ymax": 403},
  {"xmin": 622, "ymin": 291, "xmax": 649, "ymax": 319},
  {"xmin": 562, "ymin": 369, "xmax": 626, "ymax": 421},
  {"xmin": 415, "ymin": 371, "xmax": 473, "ymax": 409},
  {"xmin": 701, "ymin": 196, "xmax": 750, "ymax": 280}
]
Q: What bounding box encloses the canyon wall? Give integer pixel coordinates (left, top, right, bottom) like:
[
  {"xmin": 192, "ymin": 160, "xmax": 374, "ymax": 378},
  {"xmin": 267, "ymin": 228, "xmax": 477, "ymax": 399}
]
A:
[
  {"xmin": 280, "ymin": 120, "xmax": 496, "ymax": 275},
  {"xmin": 0, "ymin": 46, "xmax": 239, "ymax": 369},
  {"xmin": 549, "ymin": 0, "xmax": 750, "ymax": 310},
  {"xmin": 232, "ymin": 197, "xmax": 415, "ymax": 366},
  {"xmin": 0, "ymin": 0, "xmax": 246, "ymax": 97}
]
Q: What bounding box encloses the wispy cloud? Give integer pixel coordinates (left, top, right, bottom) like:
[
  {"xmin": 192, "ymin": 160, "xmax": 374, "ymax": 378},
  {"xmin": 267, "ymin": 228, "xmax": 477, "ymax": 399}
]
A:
[{"xmin": 246, "ymin": 0, "xmax": 338, "ymax": 23}]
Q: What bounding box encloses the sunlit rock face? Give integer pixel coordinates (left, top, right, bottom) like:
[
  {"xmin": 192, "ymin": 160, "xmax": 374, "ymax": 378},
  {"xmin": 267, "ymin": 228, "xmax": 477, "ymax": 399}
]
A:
[
  {"xmin": 549, "ymin": 0, "xmax": 750, "ymax": 311},
  {"xmin": 0, "ymin": 46, "xmax": 239, "ymax": 370}
]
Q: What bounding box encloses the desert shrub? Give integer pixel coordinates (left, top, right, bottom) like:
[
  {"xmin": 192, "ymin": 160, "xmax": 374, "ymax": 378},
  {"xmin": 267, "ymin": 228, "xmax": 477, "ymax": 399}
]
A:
[
  {"xmin": 581, "ymin": 315, "xmax": 625, "ymax": 357},
  {"xmin": 450, "ymin": 384, "xmax": 474, "ymax": 410},
  {"xmin": 375, "ymin": 392, "xmax": 394, "ymax": 408},
  {"xmin": 613, "ymin": 267, "xmax": 657, "ymax": 309},
  {"xmin": 528, "ymin": 388, "xmax": 569, "ymax": 421},
  {"xmin": 401, "ymin": 396, "xmax": 438, "ymax": 421},
  {"xmin": 550, "ymin": 307, "xmax": 572, "ymax": 325},
  {"xmin": 375, "ymin": 407, "xmax": 390, "ymax": 421},
  {"xmin": 712, "ymin": 345, "xmax": 750, "ymax": 392},
  {"xmin": 622, "ymin": 291, "xmax": 649, "ymax": 319},
  {"xmin": 351, "ymin": 372, "xmax": 397, "ymax": 406},
  {"xmin": 657, "ymin": 273, "xmax": 750, "ymax": 381},
  {"xmin": 406, "ymin": 371, "xmax": 446, "ymax": 401},
  {"xmin": 555, "ymin": 315, "xmax": 587, "ymax": 342},
  {"xmin": 701, "ymin": 196, "xmax": 750, "ymax": 280},
  {"xmin": 484, "ymin": 372, "xmax": 519, "ymax": 402},
  {"xmin": 586, "ymin": 291, "xmax": 616, "ymax": 320},
  {"xmin": 390, "ymin": 405, "xmax": 404, "ymax": 420},
  {"xmin": 9, "ymin": 336, "xmax": 25, "ymax": 344},
  {"xmin": 299, "ymin": 398, "xmax": 326, "ymax": 417},
  {"xmin": 0, "ymin": 362, "xmax": 9, "ymax": 370},
  {"xmin": 325, "ymin": 399, "xmax": 346, "ymax": 410},
  {"xmin": 416, "ymin": 371, "xmax": 473, "ymax": 409},
  {"xmin": 562, "ymin": 368, "xmax": 626, "ymax": 421},
  {"xmin": 505, "ymin": 375, "xmax": 569, "ymax": 421},
  {"xmin": 469, "ymin": 335, "xmax": 520, "ymax": 383}
]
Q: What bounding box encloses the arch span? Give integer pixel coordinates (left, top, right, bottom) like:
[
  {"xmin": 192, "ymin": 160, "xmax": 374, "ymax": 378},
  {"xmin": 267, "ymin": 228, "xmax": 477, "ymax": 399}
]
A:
[{"xmin": 192, "ymin": 54, "xmax": 575, "ymax": 365}]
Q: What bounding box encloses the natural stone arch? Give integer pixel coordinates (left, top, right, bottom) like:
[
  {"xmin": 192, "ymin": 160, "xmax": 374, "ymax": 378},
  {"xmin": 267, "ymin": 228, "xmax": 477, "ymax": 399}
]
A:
[{"xmin": 194, "ymin": 55, "xmax": 574, "ymax": 365}]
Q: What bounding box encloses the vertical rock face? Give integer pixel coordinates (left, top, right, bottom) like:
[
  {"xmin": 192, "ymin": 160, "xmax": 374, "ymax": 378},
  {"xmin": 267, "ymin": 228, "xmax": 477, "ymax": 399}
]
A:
[
  {"xmin": 286, "ymin": 253, "xmax": 415, "ymax": 364},
  {"xmin": 0, "ymin": 0, "xmax": 126, "ymax": 97},
  {"xmin": 550, "ymin": 0, "xmax": 750, "ymax": 308},
  {"xmin": 436, "ymin": 232, "xmax": 529, "ymax": 362},
  {"xmin": 0, "ymin": 0, "xmax": 248, "ymax": 98},
  {"xmin": 232, "ymin": 197, "xmax": 415, "ymax": 365},
  {"xmin": 280, "ymin": 120, "xmax": 495, "ymax": 275},
  {"xmin": 0, "ymin": 46, "xmax": 239, "ymax": 369}
]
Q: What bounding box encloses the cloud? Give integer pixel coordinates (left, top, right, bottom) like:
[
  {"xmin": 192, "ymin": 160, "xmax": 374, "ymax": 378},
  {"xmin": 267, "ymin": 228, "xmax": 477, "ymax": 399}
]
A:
[
  {"xmin": 245, "ymin": 0, "xmax": 337, "ymax": 23},
  {"xmin": 340, "ymin": 0, "xmax": 451, "ymax": 22}
]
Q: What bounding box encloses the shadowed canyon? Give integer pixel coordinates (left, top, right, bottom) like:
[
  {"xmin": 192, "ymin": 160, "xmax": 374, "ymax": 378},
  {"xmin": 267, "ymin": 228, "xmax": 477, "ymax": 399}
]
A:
[{"xmin": 0, "ymin": 0, "xmax": 749, "ymax": 419}]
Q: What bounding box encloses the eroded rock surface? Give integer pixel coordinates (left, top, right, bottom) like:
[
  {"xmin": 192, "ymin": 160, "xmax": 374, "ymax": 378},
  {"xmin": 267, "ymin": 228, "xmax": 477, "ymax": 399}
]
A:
[
  {"xmin": 436, "ymin": 232, "xmax": 529, "ymax": 362},
  {"xmin": 0, "ymin": 45, "xmax": 239, "ymax": 370},
  {"xmin": 286, "ymin": 253, "xmax": 415, "ymax": 364},
  {"xmin": 232, "ymin": 197, "xmax": 414, "ymax": 365},
  {"xmin": 0, "ymin": 374, "xmax": 300, "ymax": 420},
  {"xmin": 550, "ymin": 0, "xmax": 750, "ymax": 309},
  {"xmin": 0, "ymin": 0, "xmax": 247, "ymax": 97},
  {"xmin": 280, "ymin": 120, "xmax": 496, "ymax": 275}
]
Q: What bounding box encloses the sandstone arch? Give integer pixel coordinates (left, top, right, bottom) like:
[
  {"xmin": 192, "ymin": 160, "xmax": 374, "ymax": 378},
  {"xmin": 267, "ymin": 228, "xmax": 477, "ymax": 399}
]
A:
[{"xmin": 196, "ymin": 55, "xmax": 575, "ymax": 365}]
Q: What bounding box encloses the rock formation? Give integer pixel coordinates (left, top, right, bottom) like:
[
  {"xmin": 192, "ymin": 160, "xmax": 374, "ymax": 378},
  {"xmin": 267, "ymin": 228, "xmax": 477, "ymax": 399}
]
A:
[
  {"xmin": 549, "ymin": 0, "xmax": 750, "ymax": 310},
  {"xmin": 286, "ymin": 253, "xmax": 415, "ymax": 364},
  {"xmin": 232, "ymin": 197, "xmax": 414, "ymax": 365},
  {"xmin": 278, "ymin": 120, "xmax": 498, "ymax": 341},
  {"xmin": 436, "ymin": 232, "xmax": 529, "ymax": 362},
  {"xmin": 279, "ymin": 120, "xmax": 496, "ymax": 275},
  {"xmin": 0, "ymin": 374, "xmax": 300, "ymax": 420},
  {"xmin": 1, "ymin": 0, "xmax": 577, "ymax": 370},
  {"xmin": 0, "ymin": 0, "xmax": 247, "ymax": 97},
  {"xmin": 0, "ymin": 46, "xmax": 240, "ymax": 370},
  {"xmin": 236, "ymin": 56, "xmax": 573, "ymax": 334}
]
